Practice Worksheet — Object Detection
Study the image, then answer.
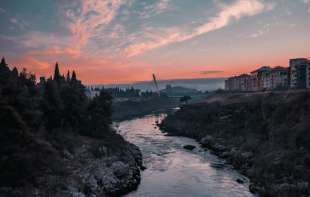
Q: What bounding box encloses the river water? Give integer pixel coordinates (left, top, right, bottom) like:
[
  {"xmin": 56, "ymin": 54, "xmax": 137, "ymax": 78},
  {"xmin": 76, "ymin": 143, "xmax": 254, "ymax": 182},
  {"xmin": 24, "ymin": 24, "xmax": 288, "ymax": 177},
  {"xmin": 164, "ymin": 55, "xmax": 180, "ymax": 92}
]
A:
[{"xmin": 116, "ymin": 114, "xmax": 255, "ymax": 197}]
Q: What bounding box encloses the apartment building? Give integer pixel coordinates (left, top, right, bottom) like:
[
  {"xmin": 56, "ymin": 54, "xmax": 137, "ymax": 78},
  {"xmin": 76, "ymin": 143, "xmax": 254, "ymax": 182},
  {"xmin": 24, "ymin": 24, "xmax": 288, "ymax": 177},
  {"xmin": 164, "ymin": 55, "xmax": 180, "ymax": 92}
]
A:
[{"xmin": 289, "ymin": 58, "xmax": 309, "ymax": 89}]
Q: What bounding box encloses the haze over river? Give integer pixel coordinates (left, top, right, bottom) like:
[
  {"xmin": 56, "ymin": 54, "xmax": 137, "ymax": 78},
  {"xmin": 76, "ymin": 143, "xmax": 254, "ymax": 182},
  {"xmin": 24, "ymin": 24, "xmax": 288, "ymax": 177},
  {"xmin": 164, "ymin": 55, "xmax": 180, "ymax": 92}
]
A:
[{"xmin": 116, "ymin": 114, "xmax": 255, "ymax": 197}]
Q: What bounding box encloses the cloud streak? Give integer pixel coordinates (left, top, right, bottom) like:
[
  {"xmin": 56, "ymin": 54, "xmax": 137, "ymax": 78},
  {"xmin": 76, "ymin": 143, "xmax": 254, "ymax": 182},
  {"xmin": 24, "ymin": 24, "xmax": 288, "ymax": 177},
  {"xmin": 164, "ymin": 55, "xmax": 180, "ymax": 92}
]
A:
[
  {"xmin": 125, "ymin": 0, "xmax": 274, "ymax": 57},
  {"xmin": 63, "ymin": 0, "xmax": 125, "ymax": 55}
]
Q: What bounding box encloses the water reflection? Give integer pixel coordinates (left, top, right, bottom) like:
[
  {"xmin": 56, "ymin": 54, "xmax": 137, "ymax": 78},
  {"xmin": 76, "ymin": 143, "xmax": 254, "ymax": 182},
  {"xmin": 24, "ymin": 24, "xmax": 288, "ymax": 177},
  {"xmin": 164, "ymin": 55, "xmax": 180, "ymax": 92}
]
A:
[{"xmin": 116, "ymin": 114, "xmax": 254, "ymax": 197}]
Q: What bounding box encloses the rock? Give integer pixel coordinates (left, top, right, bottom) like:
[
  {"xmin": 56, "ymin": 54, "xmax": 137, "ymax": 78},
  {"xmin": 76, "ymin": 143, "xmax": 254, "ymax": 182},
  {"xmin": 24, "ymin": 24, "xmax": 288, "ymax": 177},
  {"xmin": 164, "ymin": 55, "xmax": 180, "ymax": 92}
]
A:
[
  {"xmin": 249, "ymin": 183, "xmax": 260, "ymax": 193},
  {"xmin": 236, "ymin": 178, "xmax": 245, "ymax": 184},
  {"xmin": 183, "ymin": 145, "xmax": 196, "ymax": 150},
  {"xmin": 140, "ymin": 165, "xmax": 147, "ymax": 171},
  {"xmin": 200, "ymin": 135, "xmax": 214, "ymax": 147},
  {"xmin": 219, "ymin": 151, "xmax": 231, "ymax": 158},
  {"xmin": 213, "ymin": 143, "xmax": 227, "ymax": 152},
  {"xmin": 63, "ymin": 149, "xmax": 74, "ymax": 159},
  {"xmin": 241, "ymin": 152, "xmax": 254, "ymax": 160},
  {"xmin": 210, "ymin": 162, "xmax": 225, "ymax": 169},
  {"xmin": 111, "ymin": 161, "xmax": 129, "ymax": 178}
]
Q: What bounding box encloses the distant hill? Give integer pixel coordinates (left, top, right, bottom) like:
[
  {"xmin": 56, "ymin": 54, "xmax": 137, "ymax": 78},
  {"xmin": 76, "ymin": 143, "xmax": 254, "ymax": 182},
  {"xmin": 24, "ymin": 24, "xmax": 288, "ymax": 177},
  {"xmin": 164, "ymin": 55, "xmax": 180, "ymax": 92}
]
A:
[{"xmin": 90, "ymin": 78, "xmax": 226, "ymax": 92}]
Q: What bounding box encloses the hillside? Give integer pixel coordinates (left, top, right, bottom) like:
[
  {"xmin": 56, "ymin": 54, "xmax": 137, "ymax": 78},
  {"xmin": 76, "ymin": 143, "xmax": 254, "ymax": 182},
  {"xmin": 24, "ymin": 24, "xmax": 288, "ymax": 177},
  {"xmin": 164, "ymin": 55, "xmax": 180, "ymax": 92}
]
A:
[
  {"xmin": 0, "ymin": 59, "xmax": 143, "ymax": 197},
  {"xmin": 160, "ymin": 91, "xmax": 310, "ymax": 197}
]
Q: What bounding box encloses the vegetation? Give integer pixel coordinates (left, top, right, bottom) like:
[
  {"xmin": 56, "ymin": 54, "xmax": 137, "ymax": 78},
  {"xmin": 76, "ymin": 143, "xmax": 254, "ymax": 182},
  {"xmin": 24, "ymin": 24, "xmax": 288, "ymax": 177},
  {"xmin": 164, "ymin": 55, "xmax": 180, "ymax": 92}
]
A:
[
  {"xmin": 0, "ymin": 58, "xmax": 142, "ymax": 196},
  {"xmin": 179, "ymin": 95, "xmax": 192, "ymax": 104},
  {"xmin": 160, "ymin": 92, "xmax": 310, "ymax": 197},
  {"xmin": 112, "ymin": 96, "xmax": 178, "ymax": 121},
  {"xmin": 104, "ymin": 87, "xmax": 160, "ymax": 98}
]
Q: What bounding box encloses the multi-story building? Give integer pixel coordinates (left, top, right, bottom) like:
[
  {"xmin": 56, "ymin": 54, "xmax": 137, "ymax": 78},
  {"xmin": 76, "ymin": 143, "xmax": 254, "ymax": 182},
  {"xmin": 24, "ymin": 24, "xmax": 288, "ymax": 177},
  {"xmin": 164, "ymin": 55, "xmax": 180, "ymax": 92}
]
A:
[
  {"xmin": 270, "ymin": 66, "xmax": 289, "ymax": 89},
  {"xmin": 225, "ymin": 74, "xmax": 252, "ymax": 91},
  {"xmin": 250, "ymin": 66, "xmax": 272, "ymax": 90},
  {"xmin": 225, "ymin": 58, "xmax": 309, "ymax": 92},
  {"xmin": 289, "ymin": 58, "xmax": 309, "ymax": 89}
]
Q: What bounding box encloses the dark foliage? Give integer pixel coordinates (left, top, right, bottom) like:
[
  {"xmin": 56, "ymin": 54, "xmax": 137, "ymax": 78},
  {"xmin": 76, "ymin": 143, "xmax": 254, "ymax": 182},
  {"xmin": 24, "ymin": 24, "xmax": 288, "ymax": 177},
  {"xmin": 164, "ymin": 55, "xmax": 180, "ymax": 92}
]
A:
[
  {"xmin": 160, "ymin": 92, "xmax": 310, "ymax": 196},
  {"xmin": 0, "ymin": 58, "xmax": 113, "ymax": 187}
]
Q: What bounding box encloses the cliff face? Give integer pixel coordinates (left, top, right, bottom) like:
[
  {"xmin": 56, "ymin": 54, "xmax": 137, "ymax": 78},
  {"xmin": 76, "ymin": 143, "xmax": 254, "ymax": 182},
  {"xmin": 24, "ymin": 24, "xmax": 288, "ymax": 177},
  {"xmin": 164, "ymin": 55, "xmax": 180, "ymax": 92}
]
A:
[{"xmin": 160, "ymin": 91, "xmax": 310, "ymax": 197}]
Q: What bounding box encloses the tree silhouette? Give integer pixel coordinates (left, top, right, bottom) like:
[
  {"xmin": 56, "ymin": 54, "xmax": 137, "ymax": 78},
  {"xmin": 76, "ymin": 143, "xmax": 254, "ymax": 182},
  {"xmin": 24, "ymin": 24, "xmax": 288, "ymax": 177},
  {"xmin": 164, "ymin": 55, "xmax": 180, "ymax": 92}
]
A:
[
  {"xmin": 66, "ymin": 71, "xmax": 71, "ymax": 82},
  {"xmin": 53, "ymin": 62, "xmax": 61, "ymax": 82},
  {"xmin": 180, "ymin": 95, "xmax": 192, "ymax": 104},
  {"xmin": 71, "ymin": 70, "xmax": 77, "ymax": 82}
]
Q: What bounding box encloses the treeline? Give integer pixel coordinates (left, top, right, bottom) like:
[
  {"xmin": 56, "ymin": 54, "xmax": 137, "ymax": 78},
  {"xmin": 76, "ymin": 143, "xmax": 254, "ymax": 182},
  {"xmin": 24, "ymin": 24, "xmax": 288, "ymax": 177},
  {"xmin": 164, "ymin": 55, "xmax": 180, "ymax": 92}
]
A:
[
  {"xmin": 0, "ymin": 57, "xmax": 112, "ymax": 138},
  {"xmin": 96, "ymin": 87, "xmax": 162, "ymax": 98}
]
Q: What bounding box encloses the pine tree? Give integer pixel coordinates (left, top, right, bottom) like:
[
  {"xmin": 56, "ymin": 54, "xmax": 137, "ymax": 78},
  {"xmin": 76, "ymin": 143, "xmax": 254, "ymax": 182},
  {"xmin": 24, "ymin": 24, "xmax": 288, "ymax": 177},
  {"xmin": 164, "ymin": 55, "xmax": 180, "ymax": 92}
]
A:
[
  {"xmin": 12, "ymin": 67, "xmax": 18, "ymax": 78},
  {"xmin": 0, "ymin": 57, "xmax": 9, "ymax": 72},
  {"xmin": 53, "ymin": 62, "xmax": 61, "ymax": 82},
  {"xmin": 66, "ymin": 71, "xmax": 71, "ymax": 82},
  {"xmin": 71, "ymin": 71, "xmax": 77, "ymax": 82}
]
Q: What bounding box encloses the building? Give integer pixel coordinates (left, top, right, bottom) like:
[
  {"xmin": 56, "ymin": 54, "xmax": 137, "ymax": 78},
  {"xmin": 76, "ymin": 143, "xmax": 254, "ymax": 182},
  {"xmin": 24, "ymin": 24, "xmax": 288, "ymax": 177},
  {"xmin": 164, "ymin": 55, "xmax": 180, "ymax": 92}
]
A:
[
  {"xmin": 225, "ymin": 74, "xmax": 252, "ymax": 91},
  {"xmin": 225, "ymin": 58, "xmax": 309, "ymax": 92},
  {"xmin": 250, "ymin": 66, "xmax": 272, "ymax": 90},
  {"xmin": 289, "ymin": 58, "xmax": 309, "ymax": 89},
  {"xmin": 225, "ymin": 66, "xmax": 289, "ymax": 91},
  {"xmin": 270, "ymin": 66, "xmax": 289, "ymax": 89}
]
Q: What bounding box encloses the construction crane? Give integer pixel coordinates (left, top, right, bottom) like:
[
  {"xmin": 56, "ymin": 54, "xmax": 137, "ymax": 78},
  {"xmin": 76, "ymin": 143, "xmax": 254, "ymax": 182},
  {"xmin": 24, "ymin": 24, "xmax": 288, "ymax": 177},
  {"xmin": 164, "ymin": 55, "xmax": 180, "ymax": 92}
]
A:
[{"xmin": 152, "ymin": 73, "xmax": 160, "ymax": 95}]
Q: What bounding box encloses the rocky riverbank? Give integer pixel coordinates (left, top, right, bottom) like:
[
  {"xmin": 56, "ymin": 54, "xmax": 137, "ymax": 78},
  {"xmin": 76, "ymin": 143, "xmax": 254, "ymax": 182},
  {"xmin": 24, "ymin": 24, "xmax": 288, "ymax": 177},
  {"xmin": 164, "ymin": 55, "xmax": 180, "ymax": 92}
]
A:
[
  {"xmin": 0, "ymin": 129, "xmax": 143, "ymax": 197},
  {"xmin": 160, "ymin": 91, "xmax": 310, "ymax": 197}
]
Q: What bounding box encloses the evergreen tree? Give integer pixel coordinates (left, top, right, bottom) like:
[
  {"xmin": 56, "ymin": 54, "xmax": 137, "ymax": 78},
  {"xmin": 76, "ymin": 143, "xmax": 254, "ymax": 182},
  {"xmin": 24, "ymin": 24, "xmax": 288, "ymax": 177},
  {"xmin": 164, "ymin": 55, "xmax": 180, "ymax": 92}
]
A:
[
  {"xmin": 0, "ymin": 57, "xmax": 8, "ymax": 69},
  {"xmin": 71, "ymin": 71, "xmax": 77, "ymax": 82},
  {"xmin": 53, "ymin": 62, "xmax": 61, "ymax": 82},
  {"xmin": 12, "ymin": 67, "xmax": 18, "ymax": 78},
  {"xmin": 85, "ymin": 90, "xmax": 112, "ymax": 137},
  {"xmin": 66, "ymin": 71, "xmax": 71, "ymax": 82}
]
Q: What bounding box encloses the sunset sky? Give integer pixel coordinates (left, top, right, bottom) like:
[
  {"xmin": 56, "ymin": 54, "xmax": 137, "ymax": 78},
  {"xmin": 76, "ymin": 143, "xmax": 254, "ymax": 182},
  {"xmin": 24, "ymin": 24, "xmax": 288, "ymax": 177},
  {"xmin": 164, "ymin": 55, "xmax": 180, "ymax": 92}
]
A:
[{"xmin": 0, "ymin": 0, "xmax": 310, "ymax": 84}]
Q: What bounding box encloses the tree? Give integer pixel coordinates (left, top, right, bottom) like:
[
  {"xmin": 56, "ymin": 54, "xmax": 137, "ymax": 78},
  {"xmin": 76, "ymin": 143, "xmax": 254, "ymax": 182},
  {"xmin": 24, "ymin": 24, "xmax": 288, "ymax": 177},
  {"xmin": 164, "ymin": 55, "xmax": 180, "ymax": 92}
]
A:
[
  {"xmin": 0, "ymin": 57, "xmax": 8, "ymax": 70},
  {"xmin": 66, "ymin": 71, "xmax": 71, "ymax": 82},
  {"xmin": 85, "ymin": 90, "xmax": 112, "ymax": 137},
  {"xmin": 0, "ymin": 57, "xmax": 10, "ymax": 85},
  {"xmin": 71, "ymin": 71, "xmax": 77, "ymax": 82},
  {"xmin": 53, "ymin": 62, "xmax": 61, "ymax": 82},
  {"xmin": 12, "ymin": 67, "xmax": 18, "ymax": 78},
  {"xmin": 42, "ymin": 79, "xmax": 64, "ymax": 130},
  {"xmin": 180, "ymin": 95, "xmax": 192, "ymax": 104}
]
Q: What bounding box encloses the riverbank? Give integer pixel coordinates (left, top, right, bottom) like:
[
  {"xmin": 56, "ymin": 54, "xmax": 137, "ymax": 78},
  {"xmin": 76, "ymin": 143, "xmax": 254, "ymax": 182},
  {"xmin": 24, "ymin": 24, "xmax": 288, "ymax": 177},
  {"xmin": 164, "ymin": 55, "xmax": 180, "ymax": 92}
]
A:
[
  {"xmin": 160, "ymin": 91, "xmax": 310, "ymax": 197},
  {"xmin": 0, "ymin": 128, "xmax": 143, "ymax": 197}
]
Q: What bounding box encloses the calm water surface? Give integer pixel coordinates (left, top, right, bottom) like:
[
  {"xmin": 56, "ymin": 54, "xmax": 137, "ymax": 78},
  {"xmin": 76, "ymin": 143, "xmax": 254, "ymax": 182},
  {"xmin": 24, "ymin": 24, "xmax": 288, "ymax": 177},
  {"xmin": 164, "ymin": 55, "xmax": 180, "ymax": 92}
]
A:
[{"xmin": 116, "ymin": 114, "xmax": 255, "ymax": 197}]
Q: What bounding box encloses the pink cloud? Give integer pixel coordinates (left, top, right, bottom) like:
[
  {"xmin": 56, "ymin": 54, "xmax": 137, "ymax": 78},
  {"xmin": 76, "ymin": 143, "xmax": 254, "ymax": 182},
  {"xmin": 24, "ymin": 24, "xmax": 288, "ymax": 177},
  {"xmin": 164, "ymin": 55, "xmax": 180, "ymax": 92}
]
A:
[{"xmin": 64, "ymin": 0, "xmax": 125, "ymax": 54}]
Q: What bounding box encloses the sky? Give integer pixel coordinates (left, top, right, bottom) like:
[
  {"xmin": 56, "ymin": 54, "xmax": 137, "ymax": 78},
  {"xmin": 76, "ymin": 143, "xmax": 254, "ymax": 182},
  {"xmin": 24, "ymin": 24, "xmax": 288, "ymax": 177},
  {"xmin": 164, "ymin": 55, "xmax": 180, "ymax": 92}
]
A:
[{"xmin": 0, "ymin": 0, "xmax": 310, "ymax": 84}]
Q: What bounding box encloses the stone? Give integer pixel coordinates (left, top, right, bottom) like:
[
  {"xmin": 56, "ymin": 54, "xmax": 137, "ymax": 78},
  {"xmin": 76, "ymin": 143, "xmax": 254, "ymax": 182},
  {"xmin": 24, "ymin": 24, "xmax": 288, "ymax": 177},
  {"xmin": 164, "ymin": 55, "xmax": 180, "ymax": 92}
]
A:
[
  {"xmin": 111, "ymin": 161, "xmax": 129, "ymax": 178},
  {"xmin": 200, "ymin": 135, "xmax": 214, "ymax": 147},
  {"xmin": 236, "ymin": 178, "xmax": 245, "ymax": 184},
  {"xmin": 183, "ymin": 145, "xmax": 196, "ymax": 150}
]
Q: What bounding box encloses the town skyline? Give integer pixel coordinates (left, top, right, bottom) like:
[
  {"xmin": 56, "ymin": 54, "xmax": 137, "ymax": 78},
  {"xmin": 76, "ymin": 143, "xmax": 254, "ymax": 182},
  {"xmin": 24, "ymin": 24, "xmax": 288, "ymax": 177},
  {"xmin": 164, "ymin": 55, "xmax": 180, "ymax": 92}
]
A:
[{"xmin": 1, "ymin": 0, "xmax": 310, "ymax": 84}]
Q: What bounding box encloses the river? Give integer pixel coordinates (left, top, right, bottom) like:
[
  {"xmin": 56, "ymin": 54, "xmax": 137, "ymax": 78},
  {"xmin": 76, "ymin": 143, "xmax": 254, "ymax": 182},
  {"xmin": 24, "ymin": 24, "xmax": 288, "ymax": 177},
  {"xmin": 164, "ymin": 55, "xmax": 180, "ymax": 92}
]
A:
[{"xmin": 116, "ymin": 114, "xmax": 255, "ymax": 197}]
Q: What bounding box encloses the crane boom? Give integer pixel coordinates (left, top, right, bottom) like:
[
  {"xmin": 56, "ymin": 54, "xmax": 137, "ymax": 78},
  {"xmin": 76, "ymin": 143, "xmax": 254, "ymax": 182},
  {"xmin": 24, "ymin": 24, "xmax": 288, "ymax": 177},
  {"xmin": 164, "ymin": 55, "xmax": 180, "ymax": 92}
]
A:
[{"xmin": 152, "ymin": 73, "xmax": 159, "ymax": 94}]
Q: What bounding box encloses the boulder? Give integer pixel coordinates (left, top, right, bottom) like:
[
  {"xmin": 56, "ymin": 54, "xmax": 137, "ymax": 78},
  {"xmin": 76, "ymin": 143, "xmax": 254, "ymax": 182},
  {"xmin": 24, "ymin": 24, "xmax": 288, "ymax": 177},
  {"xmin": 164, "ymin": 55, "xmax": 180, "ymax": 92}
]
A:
[
  {"xmin": 183, "ymin": 145, "xmax": 196, "ymax": 150},
  {"xmin": 111, "ymin": 161, "xmax": 129, "ymax": 178},
  {"xmin": 200, "ymin": 135, "xmax": 214, "ymax": 147},
  {"xmin": 236, "ymin": 178, "xmax": 245, "ymax": 184}
]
